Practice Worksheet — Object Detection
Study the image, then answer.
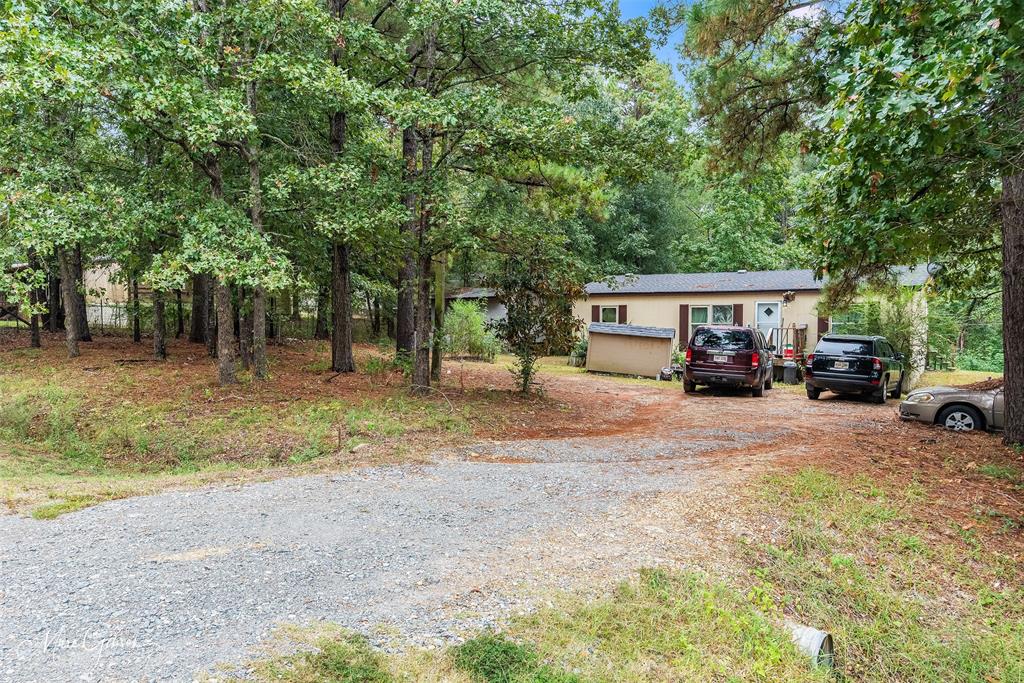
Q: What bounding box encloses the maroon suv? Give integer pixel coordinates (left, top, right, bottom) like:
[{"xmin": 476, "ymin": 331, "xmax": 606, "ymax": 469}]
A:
[{"xmin": 683, "ymin": 325, "xmax": 775, "ymax": 396}]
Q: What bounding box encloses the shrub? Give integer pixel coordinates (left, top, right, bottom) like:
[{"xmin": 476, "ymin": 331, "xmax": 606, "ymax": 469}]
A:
[{"xmin": 441, "ymin": 300, "xmax": 500, "ymax": 362}]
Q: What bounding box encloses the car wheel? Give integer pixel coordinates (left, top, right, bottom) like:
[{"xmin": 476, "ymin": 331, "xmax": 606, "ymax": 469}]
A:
[
  {"xmin": 765, "ymin": 374, "xmax": 774, "ymax": 390},
  {"xmin": 889, "ymin": 373, "xmax": 904, "ymax": 399},
  {"xmin": 872, "ymin": 378, "xmax": 887, "ymax": 404},
  {"xmin": 751, "ymin": 381, "xmax": 764, "ymax": 397},
  {"xmin": 806, "ymin": 386, "xmax": 820, "ymax": 400},
  {"xmin": 937, "ymin": 405, "xmax": 983, "ymax": 432},
  {"xmin": 683, "ymin": 380, "xmax": 697, "ymax": 394}
]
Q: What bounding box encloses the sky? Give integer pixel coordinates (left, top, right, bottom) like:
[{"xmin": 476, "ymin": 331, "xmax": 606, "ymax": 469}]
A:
[{"xmin": 617, "ymin": 0, "xmax": 687, "ymax": 76}]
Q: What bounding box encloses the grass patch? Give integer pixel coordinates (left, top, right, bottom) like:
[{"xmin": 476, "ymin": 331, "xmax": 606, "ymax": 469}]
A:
[
  {"xmin": 30, "ymin": 492, "xmax": 129, "ymax": 520},
  {"xmin": 249, "ymin": 633, "xmax": 392, "ymax": 682},
  {"xmin": 753, "ymin": 467, "xmax": 1024, "ymax": 682},
  {"xmin": 978, "ymin": 463, "xmax": 1021, "ymax": 483},
  {"xmin": 915, "ymin": 369, "xmax": 1002, "ymax": 390},
  {"xmin": 247, "ymin": 570, "xmax": 821, "ymax": 683}
]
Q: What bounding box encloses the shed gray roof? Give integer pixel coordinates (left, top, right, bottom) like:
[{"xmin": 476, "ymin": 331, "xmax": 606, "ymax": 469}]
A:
[
  {"xmin": 588, "ymin": 323, "xmax": 676, "ymax": 339},
  {"xmin": 446, "ymin": 287, "xmax": 496, "ymax": 300},
  {"xmin": 585, "ymin": 265, "xmax": 930, "ymax": 296}
]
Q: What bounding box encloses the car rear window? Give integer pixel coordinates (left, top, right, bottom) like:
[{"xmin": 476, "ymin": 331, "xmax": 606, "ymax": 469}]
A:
[
  {"xmin": 692, "ymin": 328, "xmax": 753, "ymax": 351},
  {"xmin": 815, "ymin": 339, "xmax": 874, "ymax": 355}
]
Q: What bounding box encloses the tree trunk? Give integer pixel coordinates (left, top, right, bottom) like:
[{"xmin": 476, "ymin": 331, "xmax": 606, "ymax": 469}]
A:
[
  {"xmin": 1002, "ymin": 172, "xmax": 1024, "ymax": 445},
  {"xmin": 46, "ymin": 271, "xmax": 63, "ymax": 332},
  {"xmin": 72, "ymin": 245, "xmax": 91, "ymax": 341},
  {"xmin": 239, "ymin": 288, "xmax": 253, "ymax": 370},
  {"xmin": 314, "ymin": 286, "xmax": 329, "ymax": 340},
  {"xmin": 412, "ymin": 129, "xmax": 435, "ymax": 392},
  {"xmin": 253, "ymin": 287, "xmax": 268, "ymax": 378},
  {"xmin": 57, "ymin": 248, "xmax": 80, "ymax": 358},
  {"xmin": 175, "ymin": 289, "xmax": 185, "ymax": 338},
  {"xmin": 396, "ymin": 124, "xmax": 418, "ymax": 357},
  {"xmin": 431, "ymin": 253, "xmax": 445, "ymax": 382},
  {"xmin": 215, "ymin": 278, "xmax": 236, "ymax": 385},
  {"xmin": 205, "ymin": 280, "xmax": 217, "ymax": 358},
  {"xmin": 28, "ymin": 250, "xmax": 41, "ymax": 349},
  {"xmin": 331, "ymin": 242, "xmax": 356, "ymax": 372},
  {"xmin": 153, "ymin": 291, "xmax": 167, "ymax": 360},
  {"xmin": 189, "ymin": 274, "xmax": 208, "ymax": 343},
  {"xmin": 131, "ymin": 277, "xmax": 141, "ymax": 343},
  {"xmin": 291, "ymin": 291, "xmax": 301, "ymax": 322}
]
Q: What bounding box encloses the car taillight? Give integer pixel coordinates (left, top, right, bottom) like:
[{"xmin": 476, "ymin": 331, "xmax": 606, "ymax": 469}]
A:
[
  {"xmin": 804, "ymin": 353, "xmax": 814, "ymax": 376},
  {"xmin": 751, "ymin": 351, "xmax": 760, "ymax": 366},
  {"xmin": 872, "ymin": 357, "xmax": 882, "ymax": 370},
  {"xmin": 807, "ymin": 353, "xmax": 815, "ymax": 364},
  {"xmin": 685, "ymin": 347, "xmax": 692, "ymax": 363}
]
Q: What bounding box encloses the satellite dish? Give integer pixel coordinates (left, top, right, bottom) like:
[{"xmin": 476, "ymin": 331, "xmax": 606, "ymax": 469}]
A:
[{"xmin": 926, "ymin": 262, "xmax": 944, "ymax": 276}]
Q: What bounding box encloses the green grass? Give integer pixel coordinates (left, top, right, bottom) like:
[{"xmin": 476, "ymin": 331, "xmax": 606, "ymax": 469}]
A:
[
  {"xmin": 753, "ymin": 468, "xmax": 1024, "ymax": 682},
  {"xmin": 489, "ymin": 355, "xmax": 679, "ymax": 391},
  {"xmin": 915, "ymin": 369, "xmax": 1002, "ymax": 390},
  {"xmin": 978, "ymin": 462, "xmax": 1022, "ymax": 483},
  {"xmin": 249, "ymin": 633, "xmax": 393, "ymax": 682},
  {"xmin": 0, "ymin": 371, "xmax": 473, "ymax": 517},
  {"xmin": 247, "ymin": 570, "xmax": 823, "ymax": 683}
]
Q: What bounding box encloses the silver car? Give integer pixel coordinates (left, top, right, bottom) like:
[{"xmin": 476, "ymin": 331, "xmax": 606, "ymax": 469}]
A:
[{"xmin": 899, "ymin": 385, "xmax": 1005, "ymax": 432}]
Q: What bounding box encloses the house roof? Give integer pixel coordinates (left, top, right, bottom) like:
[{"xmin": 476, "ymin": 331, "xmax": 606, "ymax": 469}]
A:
[
  {"xmin": 588, "ymin": 322, "xmax": 676, "ymax": 339},
  {"xmin": 446, "ymin": 287, "xmax": 496, "ymax": 300},
  {"xmin": 584, "ymin": 265, "xmax": 931, "ymax": 296}
]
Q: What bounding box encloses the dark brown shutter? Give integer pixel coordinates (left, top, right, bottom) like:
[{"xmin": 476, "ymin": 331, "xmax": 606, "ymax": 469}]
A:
[
  {"xmin": 679, "ymin": 304, "xmax": 689, "ymax": 341},
  {"xmin": 591, "ymin": 304, "xmax": 600, "ymax": 322},
  {"xmin": 617, "ymin": 304, "xmax": 627, "ymax": 324},
  {"xmin": 817, "ymin": 316, "xmax": 830, "ymax": 335},
  {"xmin": 733, "ymin": 303, "xmax": 744, "ymax": 326}
]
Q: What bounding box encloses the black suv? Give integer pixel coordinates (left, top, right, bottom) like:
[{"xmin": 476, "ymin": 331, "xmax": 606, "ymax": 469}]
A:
[{"xmin": 805, "ymin": 334, "xmax": 906, "ymax": 403}]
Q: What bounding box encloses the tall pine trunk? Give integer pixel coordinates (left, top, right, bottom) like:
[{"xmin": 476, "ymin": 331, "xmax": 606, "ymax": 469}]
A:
[
  {"xmin": 153, "ymin": 291, "xmax": 167, "ymax": 360},
  {"xmin": 28, "ymin": 250, "xmax": 41, "ymax": 349},
  {"xmin": 57, "ymin": 248, "xmax": 80, "ymax": 358},
  {"xmin": 131, "ymin": 277, "xmax": 141, "ymax": 343},
  {"xmin": 215, "ymin": 279, "xmax": 236, "ymax": 385},
  {"xmin": 314, "ymin": 286, "xmax": 329, "ymax": 340},
  {"xmin": 72, "ymin": 245, "xmax": 91, "ymax": 342},
  {"xmin": 412, "ymin": 131, "xmax": 434, "ymax": 392},
  {"xmin": 243, "ymin": 78, "xmax": 269, "ymax": 380},
  {"xmin": 239, "ymin": 288, "xmax": 254, "ymax": 370},
  {"xmin": 1002, "ymin": 172, "xmax": 1024, "ymax": 445},
  {"xmin": 431, "ymin": 253, "xmax": 445, "ymax": 382},
  {"xmin": 331, "ymin": 242, "xmax": 356, "ymax": 372},
  {"xmin": 396, "ymin": 124, "xmax": 418, "ymax": 357},
  {"xmin": 189, "ymin": 275, "xmax": 208, "ymax": 343},
  {"xmin": 176, "ymin": 289, "xmax": 184, "ymax": 338},
  {"xmin": 327, "ymin": 4, "xmax": 355, "ymax": 374},
  {"xmin": 46, "ymin": 271, "xmax": 63, "ymax": 332}
]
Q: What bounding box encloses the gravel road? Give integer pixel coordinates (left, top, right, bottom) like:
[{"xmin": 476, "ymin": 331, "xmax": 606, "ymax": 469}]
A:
[{"xmin": 0, "ymin": 425, "xmax": 783, "ymax": 682}]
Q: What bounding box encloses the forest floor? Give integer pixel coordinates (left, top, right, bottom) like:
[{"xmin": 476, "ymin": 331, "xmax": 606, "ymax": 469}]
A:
[{"xmin": 1, "ymin": 330, "xmax": 1022, "ymax": 681}]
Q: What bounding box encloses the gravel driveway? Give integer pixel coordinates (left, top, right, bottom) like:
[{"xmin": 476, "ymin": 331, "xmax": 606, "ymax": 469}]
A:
[{"xmin": 0, "ymin": 423, "xmax": 787, "ymax": 682}]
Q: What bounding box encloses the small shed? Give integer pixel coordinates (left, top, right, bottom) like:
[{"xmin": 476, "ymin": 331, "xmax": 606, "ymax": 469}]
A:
[{"xmin": 586, "ymin": 323, "xmax": 675, "ymax": 378}]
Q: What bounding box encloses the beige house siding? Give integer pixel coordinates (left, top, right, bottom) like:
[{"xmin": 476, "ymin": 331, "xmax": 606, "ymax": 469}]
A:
[
  {"xmin": 586, "ymin": 332, "xmax": 673, "ymax": 378},
  {"xmin": 574, "ymin": 290, "xmax": 827, "ymax": 354}
]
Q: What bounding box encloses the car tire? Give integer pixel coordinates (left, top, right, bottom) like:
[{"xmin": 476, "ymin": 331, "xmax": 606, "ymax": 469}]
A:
[
  {"xmin": 765, "ymin": 374, "xmax": 774, "ymax": 390},
  {"xmin": 937, "ymin": 405, "xmax": 984, "ymax": 432},
  {"xmin": 889, "ymin": 373, "xmax": 904, "ymax": 399},
  {"xmin": 871, "ymin": 380, "xmax": 887, "ymax": 404},
  {"xmin": 806, "ymin": 386, "xmax": 821, "ymax": 400},
  {"xmin": 683, "ymin": 380, "xmax": 697, "ymax": 394},
  {"xmin": 751, "ymin": 381, "xmax": 764, "ymax": 397}
]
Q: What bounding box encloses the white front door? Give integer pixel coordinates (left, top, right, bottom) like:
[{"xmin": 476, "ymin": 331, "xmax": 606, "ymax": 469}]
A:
[{"xmin": 756, "ymin": 301, "xmax": 782, "ymax": 344}]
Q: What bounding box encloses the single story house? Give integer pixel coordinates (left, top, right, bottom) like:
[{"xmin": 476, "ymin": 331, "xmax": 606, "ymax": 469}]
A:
[
  {"xmin": 574, "ymin": 266, "xmax": 931, "ymax": 366},
  {"xmin": 445, "ymin": 287, "xmax": 507, "ymax": 323}
]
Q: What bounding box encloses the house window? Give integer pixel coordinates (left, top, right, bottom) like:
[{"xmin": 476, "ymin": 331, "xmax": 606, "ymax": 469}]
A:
[
  {"xmin": 600, "ymin": 306, "xmax": 619, "ymax": 324},
  {"xmin": 712, "ymin": 305, "xmax": 734, "ymax": 324},
  {"xmin": 690, "ymin": 306, "xmax": 708, "ymax": 336}
]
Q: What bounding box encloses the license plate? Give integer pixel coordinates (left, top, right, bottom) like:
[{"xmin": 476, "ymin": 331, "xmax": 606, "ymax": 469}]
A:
[
  {"xmin": 714, "ymin": 355, "xmax": 729, "ymax": 363},
  {"xmin": 833, "ymin": 360, "xmax": 849, "ymax": 370}
]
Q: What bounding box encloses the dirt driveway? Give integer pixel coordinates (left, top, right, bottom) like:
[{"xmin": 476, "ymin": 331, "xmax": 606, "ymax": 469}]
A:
[{"xmin": 0, "ymin": 384, "xmax": 942, "ymax": 682}]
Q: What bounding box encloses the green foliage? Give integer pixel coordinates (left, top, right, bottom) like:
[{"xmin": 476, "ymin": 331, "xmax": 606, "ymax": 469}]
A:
[
  {"xmin": 451, "ymin": 634, "xmax": 578, "ymax": 683},
  {"xmin": 441, "ymin": 300, "xmax": 500, "ymax": 362},
  {"xmin": 831, "ymin": 288, "xmax": 924, "ymax": 375}
]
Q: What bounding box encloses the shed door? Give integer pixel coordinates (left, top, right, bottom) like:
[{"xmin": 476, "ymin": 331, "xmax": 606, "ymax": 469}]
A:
[{"xmin": 756, "ymin": 301, "xmax": 781, "ymax": 343}]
